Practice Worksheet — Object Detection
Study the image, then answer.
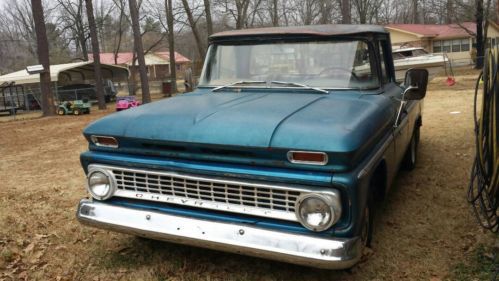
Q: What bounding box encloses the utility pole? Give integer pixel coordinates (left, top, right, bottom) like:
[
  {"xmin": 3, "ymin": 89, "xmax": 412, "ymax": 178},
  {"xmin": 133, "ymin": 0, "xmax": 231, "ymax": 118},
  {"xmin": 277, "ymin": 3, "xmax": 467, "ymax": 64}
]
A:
[
  {"xmin": 31, "ymin": 0, "xmax": 55, "ymax": 116},
  {"xmin": 85, "ymin": 0, "xmax": 106, "ymax": 109},
  {"xmin": 129, "ymin": 0, "xmax": 151, "ymax": 103}
]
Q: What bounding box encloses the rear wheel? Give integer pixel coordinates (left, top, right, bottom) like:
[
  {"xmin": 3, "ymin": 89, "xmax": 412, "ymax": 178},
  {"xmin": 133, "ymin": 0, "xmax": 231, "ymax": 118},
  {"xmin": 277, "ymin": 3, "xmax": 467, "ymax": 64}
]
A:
[
  {"xmin": 73, "ymin": 109, "xmax": 80, "ymax": 115},
  {"xmin": 57, "ymin": 108, "xmax": 65, "ymax": 115},
  {"xmin": 402, "ymin": 126, "xmax": 420, "ymax": 170}
]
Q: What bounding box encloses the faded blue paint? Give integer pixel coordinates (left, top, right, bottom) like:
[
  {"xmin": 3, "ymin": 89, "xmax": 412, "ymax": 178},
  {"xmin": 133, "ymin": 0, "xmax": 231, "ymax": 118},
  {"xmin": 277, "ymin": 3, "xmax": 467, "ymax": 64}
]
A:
[
  {"xmin": 80, "ymin": 150, "xmax": 333, "ymax": 186},
  {"xmin": 78, "ymin": 28, "xmax": 425, "ymax": 244},
  {"xmin": 83, "ymin": 89, "xmax": 395, "ymax": 172}
]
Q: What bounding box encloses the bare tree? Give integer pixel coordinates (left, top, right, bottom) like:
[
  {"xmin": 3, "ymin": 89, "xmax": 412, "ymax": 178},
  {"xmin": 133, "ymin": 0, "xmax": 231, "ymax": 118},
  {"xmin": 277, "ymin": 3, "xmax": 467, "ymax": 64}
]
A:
[
  {"xmin": 318, "ymin": 0, "xmax": 335, "ymax": 24},
  {"xmin": 270, "ymin": 0, "xmax": 279, "ymax": 26},
  {"xmin": 56, "ymin": 0, "xmax": 90, "ymax": 60},
  {"xmin": 4, "ymin": 0, "xmax": 37, "ymax": 56},
  {"xmin": 31, "ymin": 0, "xmax": 55, "ymax": 116},
  {"xmin": 203, "ymin": 0, "xmax": 214, "ymax": 36},
  {"xmin": 165, "ymin": 0, "xmax": 177, "ymax": 94},
  {"xmin": 85, "ymin": 0, "xmax": 106, "ymax": 109},
  {"xmin": 352, "ymin": 0, "xmax": 382, "ymax": 24},
  {"xmin": 217, "ymin": 0, "xmax": 252, "ymax": 29},
  {"xmin": 412, "ymin": 0, "xmax": 419, "ymax": 23},
  {"xmin": 129, "ymin": 0, "xmax": 151, "ymax": 103},
  {"xmin": 181, "ymin": 0, "xmax": 205, "ymax": 58},
  {"xmin": 340, "ymin": 0, "xmax": 351, "ymax": 23},
  {"xmin": 112, "ymin": 0, "xmax": 127, "ymax": 64},
  {"xmin": 446, "ymin": 0, "xmax": 453, "ymax": 24}
]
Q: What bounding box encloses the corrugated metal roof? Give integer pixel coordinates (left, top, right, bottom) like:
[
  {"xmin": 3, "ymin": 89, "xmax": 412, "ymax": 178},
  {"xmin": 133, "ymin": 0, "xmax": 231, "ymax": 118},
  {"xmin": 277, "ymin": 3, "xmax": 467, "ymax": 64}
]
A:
[{"xmin": 210, "ymin": 24, "xmax": 388, "ymax": 40}]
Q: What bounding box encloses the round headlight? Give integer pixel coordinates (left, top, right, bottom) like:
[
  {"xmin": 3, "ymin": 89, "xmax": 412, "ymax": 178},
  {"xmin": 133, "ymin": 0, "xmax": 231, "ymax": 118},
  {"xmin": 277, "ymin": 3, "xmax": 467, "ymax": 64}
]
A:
[
  {"xmin": 295, "ymin": 193, "xmax": 340, "ymax": 232},
  {"xmin": 87, "ymin": 170, "xmax": 114, "ymax": 200}
]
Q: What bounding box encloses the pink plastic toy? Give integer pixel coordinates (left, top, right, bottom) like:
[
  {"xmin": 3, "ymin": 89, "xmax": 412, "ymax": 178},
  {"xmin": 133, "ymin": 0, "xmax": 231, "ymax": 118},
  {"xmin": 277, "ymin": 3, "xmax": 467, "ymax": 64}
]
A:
[{"xmin": 116, "ymin": 96, "xmax": 141, "ymax": 111}]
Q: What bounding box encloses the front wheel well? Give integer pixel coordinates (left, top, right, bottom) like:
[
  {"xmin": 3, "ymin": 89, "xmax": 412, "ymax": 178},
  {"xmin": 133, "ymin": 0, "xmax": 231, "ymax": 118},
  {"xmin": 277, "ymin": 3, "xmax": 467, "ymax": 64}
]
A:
[{"xmin": 370, "ymin": 160, "xmax": 387, "ymax": 202}]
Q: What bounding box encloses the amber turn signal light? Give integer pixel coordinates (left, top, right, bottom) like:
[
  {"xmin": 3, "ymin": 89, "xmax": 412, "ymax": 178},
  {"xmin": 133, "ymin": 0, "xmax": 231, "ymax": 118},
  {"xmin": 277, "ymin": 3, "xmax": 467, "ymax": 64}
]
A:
[
  {"xmin": 90, "ymin": 135, "xmax": 119, "ymax": 148},
  {"xmin": 287, "ymin": 151, "xmax": 328, "ymax": 165}
]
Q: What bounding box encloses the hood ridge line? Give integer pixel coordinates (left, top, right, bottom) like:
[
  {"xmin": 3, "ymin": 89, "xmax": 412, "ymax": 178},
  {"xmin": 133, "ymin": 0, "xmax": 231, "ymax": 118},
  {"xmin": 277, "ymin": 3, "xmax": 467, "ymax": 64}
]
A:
[
  {"xmin": 268, "ymin": 96, "xmax": 327, "ymax": 148},
  {"xmin": 193, "ymin": 93, "xmax": 272, "ymax": 124}
]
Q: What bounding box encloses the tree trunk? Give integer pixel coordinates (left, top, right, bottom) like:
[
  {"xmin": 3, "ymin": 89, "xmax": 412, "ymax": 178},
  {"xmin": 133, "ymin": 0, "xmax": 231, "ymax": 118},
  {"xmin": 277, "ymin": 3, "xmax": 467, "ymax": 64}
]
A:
[
  {"xmin": 203, "ymin": 0, "xmax": 213, "ymax": 36},
  {"xmin": 341, "ymin": 0, "xmax": 351, "ymax": 24},
  {"xmin": 181, "ymin": 0, "xmax": 205, "ymax": 59},
  {"xmin": 445, "ymin": 0, "xmax": 453, "ymax": 24},
  {"xmin": 129, "ymin": 0, "xmax": 151, "ymax": 103},
  {"xmin": 319, "ymin": 0, "xmax": 332, "ymax": 24},
  {"xmin": 114, "ymin": 0, "xmax": 125, "ymax": 65},
  {"xmin": 413, "ymin": 0, "xmax": 419, "ymax": 23},
  {"xmin": 31, "ymin": 0, "xmax": 55, "ymax": 116},
  {"xmin": 85, "ymin": 0, "xmax": 106, "ymax": 109},
  {"xmin": 165, "ymin": 0, "xmax": 177, "ymax": 94},
  {"xmin": 272, "ymin": 0, "xmax": 279, "ymax": 26},
  {"xmin": 476, "ymin": 0, "xmax": 484, "ymax": 69},
  {"xmin": 235, "ymin": 0, "xmax": 250, "ymax": 29}
]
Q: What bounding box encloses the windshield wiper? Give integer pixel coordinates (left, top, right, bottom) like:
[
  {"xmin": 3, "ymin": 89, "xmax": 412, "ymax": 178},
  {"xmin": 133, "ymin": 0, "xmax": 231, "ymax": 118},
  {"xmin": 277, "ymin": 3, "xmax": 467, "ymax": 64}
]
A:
[
  {"xmin": 211, "ymin": 80, "xmax": 329, "ymax": 94},
  {"xmin": 211, "ymin": 80, "xmax": 265, "ymax": 92},
  {"xmin": 270, "ymin": 81, "xmax": 329, "ymax": 94}
]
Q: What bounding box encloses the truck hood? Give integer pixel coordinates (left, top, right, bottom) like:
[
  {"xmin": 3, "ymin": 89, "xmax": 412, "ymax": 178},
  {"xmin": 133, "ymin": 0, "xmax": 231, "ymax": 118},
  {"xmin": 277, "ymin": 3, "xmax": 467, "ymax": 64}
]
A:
[{"xmin": 84, "ymin": 90, "xmax": 394, "ymax": 168}]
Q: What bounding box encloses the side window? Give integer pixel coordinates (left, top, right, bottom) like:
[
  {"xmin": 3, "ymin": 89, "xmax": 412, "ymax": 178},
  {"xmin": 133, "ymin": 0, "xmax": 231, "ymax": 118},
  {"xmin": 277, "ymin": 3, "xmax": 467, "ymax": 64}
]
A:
[{"xmin": 378, "ymin": 42, "xmax": 389, "ymax": 84}]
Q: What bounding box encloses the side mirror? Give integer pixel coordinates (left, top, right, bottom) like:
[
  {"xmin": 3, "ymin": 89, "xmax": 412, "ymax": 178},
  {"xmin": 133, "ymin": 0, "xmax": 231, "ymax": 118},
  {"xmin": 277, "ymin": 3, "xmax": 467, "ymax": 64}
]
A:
[{"xmin": 403, "ymin": 68, "xmax": 428, "ymax": 100}]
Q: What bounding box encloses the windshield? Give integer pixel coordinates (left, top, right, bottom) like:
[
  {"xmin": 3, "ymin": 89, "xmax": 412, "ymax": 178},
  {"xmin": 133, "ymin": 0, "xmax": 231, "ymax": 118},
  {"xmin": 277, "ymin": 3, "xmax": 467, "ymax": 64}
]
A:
[{"xmin": 200, "ymin": 40, "xmax": 379, "ymax": 90}]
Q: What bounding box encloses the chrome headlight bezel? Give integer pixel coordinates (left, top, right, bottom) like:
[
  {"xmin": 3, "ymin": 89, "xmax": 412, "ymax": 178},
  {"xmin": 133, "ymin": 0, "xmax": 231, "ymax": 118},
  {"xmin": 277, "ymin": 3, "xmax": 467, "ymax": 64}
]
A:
[
  {"xmin": 295, "ymin": 191, "xmax": 342, "ymax": 232},
  {"xmin": 86, "ymin": 167, "xmax": 116, "ymax": 200}
]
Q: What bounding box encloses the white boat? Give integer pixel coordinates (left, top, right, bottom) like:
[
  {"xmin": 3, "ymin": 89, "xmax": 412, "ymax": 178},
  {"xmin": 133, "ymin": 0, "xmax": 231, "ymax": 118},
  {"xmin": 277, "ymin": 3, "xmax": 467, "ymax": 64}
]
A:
[{"xmin": 392, "ymin": 47, "xmax": 448, "ymax": 82}]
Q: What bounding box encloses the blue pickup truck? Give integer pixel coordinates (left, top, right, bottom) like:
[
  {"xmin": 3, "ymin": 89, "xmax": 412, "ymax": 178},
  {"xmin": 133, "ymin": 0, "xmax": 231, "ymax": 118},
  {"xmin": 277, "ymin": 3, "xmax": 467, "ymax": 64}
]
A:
[{"xmin": 76, "ymin": 25, "xmax": 428, "ymax": 269}]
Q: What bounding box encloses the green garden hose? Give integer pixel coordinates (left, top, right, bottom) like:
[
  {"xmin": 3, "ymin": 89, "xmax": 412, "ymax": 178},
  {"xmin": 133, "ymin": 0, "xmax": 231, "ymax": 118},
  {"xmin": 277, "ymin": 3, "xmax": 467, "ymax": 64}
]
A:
[{"xmin": 468, "ymin": 47, "xmax": 499, "ymax": 233}]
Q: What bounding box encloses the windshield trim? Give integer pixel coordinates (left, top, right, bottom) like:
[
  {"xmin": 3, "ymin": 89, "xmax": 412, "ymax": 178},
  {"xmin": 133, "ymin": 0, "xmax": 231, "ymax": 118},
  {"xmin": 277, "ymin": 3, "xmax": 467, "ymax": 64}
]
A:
[{"xmin": 199, "ymin": 38, "xmax": 381, "ymax": 91}]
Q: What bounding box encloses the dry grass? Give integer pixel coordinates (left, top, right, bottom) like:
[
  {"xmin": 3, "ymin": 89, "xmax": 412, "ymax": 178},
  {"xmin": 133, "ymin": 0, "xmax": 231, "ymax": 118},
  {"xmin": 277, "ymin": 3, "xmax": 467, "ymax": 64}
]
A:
[{"xmin": 0, "ymin": 71, "xmax": 496, "ymax": 280}]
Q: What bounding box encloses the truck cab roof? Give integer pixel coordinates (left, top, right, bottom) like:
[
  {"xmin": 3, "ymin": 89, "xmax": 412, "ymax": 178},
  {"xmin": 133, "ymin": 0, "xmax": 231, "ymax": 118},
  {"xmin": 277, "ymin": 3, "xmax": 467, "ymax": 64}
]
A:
[{"xmin": 209, "ymin": 24, "xmax": 388, "ymax": 42}]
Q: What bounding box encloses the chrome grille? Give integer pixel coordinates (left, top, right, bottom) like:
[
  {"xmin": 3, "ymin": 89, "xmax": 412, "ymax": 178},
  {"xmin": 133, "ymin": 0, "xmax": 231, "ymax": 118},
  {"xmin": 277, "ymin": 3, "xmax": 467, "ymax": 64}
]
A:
[
  {"xmin": 90, "ymin": 164, "xmax": 311, "ymax": 221},
  {"xmin": 113, "ymin": 169, "xmax": 300, "ymax": 211}
]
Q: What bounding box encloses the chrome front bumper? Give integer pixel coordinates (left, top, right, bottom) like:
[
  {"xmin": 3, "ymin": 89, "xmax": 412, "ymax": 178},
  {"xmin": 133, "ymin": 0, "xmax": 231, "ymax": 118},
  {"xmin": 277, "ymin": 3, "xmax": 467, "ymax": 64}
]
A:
[{"xmin": 76, "ymin": 199, "xmax": 361, "ymax": 269}]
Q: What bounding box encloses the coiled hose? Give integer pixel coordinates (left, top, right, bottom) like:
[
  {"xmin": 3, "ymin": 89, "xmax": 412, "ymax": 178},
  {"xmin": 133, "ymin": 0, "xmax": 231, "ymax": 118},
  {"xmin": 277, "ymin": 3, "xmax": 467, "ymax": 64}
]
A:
[{"xmin": 467, "ymin": 47, "xmax": 499, "ymax": 233}]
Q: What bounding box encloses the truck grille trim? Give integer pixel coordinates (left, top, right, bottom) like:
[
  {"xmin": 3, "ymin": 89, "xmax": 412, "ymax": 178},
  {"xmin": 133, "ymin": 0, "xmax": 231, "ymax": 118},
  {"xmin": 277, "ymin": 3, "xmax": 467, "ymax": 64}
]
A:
[
  {"xmin": 89, "ymin": 164, "xmax": 323, "ymax": 222},
  {"xmin": 113, "ymin": 169, "xmax": 301, "ymax": 211}
]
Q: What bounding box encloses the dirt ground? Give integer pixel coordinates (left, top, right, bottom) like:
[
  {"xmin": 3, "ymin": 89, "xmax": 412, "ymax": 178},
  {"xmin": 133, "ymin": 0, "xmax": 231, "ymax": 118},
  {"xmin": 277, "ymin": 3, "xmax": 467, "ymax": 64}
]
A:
[{"xmin": 0, "ymin": 69, "xmax": 497, "ymax": 280}]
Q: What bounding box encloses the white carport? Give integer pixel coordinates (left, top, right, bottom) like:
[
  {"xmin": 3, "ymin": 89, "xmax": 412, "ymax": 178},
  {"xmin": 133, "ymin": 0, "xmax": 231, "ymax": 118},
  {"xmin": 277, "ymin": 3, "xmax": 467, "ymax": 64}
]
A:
[
  {"xmin": 0, "ymin": 61, "xmax": 129, "ymax": 85},
  {"xmin": 0, "ymin": 61, "xmax": 129, "ymax": 112}
]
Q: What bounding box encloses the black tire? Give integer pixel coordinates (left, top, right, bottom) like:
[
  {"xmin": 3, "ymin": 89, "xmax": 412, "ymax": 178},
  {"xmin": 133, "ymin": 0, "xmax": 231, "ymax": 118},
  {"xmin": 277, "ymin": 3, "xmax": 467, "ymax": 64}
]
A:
[
  {"xmin": 74, "ymin": 109, "xmax": 80, "ymax": 115},
  {"xmin": 402, "ymin": 126, "xmax": 420, "ymax": 171},
  {"xmin": 57, "ymin": 109, "xmax": 65, "ymax": 115}
]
